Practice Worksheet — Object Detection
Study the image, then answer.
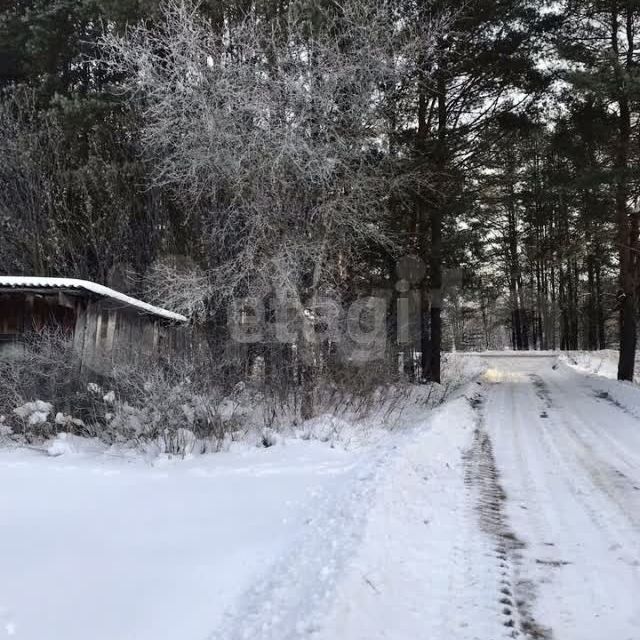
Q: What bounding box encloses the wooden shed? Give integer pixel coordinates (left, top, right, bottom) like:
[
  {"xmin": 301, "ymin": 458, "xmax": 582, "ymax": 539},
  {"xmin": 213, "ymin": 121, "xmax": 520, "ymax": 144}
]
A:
[{"xmin": 0, "ymin": 277, "xmax": 189, "ymax": 375}]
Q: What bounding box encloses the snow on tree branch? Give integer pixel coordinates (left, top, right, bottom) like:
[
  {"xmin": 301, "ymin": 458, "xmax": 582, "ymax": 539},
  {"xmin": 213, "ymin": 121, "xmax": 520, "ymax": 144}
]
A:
[{"xmin": 101, "ymin": 0, "xmax": 445, "ymax": 306}]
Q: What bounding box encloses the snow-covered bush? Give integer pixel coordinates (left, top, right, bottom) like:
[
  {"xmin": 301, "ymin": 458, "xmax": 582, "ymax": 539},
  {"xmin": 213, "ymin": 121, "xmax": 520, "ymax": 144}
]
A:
[
  {"xmin": 0, "ymin": 329, "xmax": 479, "ymax": 454},
  {"xmin": 101, "ymin": 358, "xmax": 250, "ymax": 456},
  {"xmin": 14, "ymin": 400, "xmax": 53, "ymax": 427},
  {"xmin": 0, "ymin": 329, "xmax": 92, "ymax": 440},
  {"xmin": 0, "ymin": 330, "xmax": 249, "ymax": 452}
]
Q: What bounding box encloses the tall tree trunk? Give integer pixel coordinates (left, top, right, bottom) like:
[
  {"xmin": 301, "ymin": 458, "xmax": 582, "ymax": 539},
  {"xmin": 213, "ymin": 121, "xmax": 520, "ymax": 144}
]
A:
[
  {"xmin": 595, "ymin": 259, "xmax": 606, "ymax": 349},
  {"xmin": 587, "ymin": 256, "xmax": 598, "ymax": 350},
  {"xmin": 519, "ymin": 276, "xmax": 530, "ymax": 350},
  {"xmin": 417, "ymin": 86, "xmax": 431, "ymax": 380},
  {"xmin": 427, "ymin": 67, "xmax": 446, "ymax": 383},
  {"xmin": 550, "ymin": 258, "xmax": 557, "ymax": 350},
  {"xmin": 614, "ymin": 4, "xmax": 637, "ymax": 380},
  {"xmin": 507, "ymin": 174, "xmax": 523, "ymax": 350}
]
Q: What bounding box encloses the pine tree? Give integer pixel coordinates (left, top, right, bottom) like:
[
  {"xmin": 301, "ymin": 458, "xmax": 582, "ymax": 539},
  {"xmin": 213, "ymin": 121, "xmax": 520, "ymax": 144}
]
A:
[
  {"xmin": 408, "ymin": 0, "xmax": 554, "ymax": 376},
  {"xmin": 558, "ymin": 0, "xmax": 640, "ymax": 379}
]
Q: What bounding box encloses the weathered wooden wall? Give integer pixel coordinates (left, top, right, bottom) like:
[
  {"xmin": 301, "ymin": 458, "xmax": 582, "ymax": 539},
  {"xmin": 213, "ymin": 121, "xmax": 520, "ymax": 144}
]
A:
[
  {"xmin": 0, "ymin": 290, "xmax": 188, "ymax": 374},
  {"xmin": 0, "ymin": 292, "xmax": 77, "ymax": 336}
]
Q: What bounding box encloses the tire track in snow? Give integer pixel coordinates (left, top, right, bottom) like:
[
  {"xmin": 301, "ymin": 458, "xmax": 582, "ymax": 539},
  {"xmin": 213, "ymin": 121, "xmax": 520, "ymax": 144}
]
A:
[
  {"xmin": 312, "ymin": 395, "xmax": 511, "ymax": 640},
  {"xmin": 535, "ymin": 375, "xmax": 640, "ymax": 535},
  {"xmin": 465, "ymin": 391, "xmax": 552, "ymax": 640},
  {"xmin": 480, "ymin": 357, "xmax": 640, "ymax": 640},
  {"xmin": 547, "ymin": 373, "xmax": 640, "ymax": 482},
  {"xmin": 521, "ymin": 375, "xmax": 640, "ymax": 573}
]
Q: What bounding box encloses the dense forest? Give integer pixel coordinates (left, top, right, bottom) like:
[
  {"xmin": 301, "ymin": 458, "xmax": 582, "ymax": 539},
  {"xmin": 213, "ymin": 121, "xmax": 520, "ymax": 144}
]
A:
[{"xmin": 1, "ymin": 0, "xmax": 639, "ymax": 403}]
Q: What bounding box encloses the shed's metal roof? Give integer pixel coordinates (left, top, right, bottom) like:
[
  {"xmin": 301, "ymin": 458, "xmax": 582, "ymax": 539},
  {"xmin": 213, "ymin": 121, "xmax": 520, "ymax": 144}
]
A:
[{"xmin": 0, "ymin": 277, "xmax": 187, "ymax": 323}]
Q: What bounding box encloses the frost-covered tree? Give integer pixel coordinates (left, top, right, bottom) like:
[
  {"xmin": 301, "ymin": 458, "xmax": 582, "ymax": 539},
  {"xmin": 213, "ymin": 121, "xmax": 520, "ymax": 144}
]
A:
[
  {"xmin": 104, "ymin": 0, "xmax": 439, "ymax": 300},
  {"xmin": 102, "ymin": 0, "xmax": 443, "ymax": 415}
]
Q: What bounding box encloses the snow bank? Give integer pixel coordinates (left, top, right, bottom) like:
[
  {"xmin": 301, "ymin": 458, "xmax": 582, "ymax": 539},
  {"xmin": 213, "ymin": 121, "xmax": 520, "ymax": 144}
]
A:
[
  {"xmin": 559, "ymin": 350, "xmax": 620, "ymax": 379},
  {"xmin": 0, "ymin": 353, "xmax": 525, "ymax": 640},
  {"xmin": 552, "ymin": 356, "xmax": 640, "ymax": 425},
  {"xmin": 556, "ymin": 350, "xmax": 640, "ymax": 414},
  {"xmin": 318, "ymin": 394, "xmax": 506, "ymax": 640}
]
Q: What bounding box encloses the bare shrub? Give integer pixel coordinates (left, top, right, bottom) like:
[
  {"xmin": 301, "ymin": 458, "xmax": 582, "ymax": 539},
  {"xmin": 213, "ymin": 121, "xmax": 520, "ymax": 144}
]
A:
[
  {"xmin": 315, "ymin": 358, "xmax": 398, "ymax": 416},
  {"xmin": 102, "ymin": 356, "xmax": 250, "ymax": 455},
  {"xmin": 0, "ymin": 329, "xmax": 89, "ymax": 440},
  {"xmin": 0, "ymin": 328, "xmax": 453, "ymax": 453},
  {"xmin": 0, "ymin": 330, "xmax": 250, "ymax": 453}
]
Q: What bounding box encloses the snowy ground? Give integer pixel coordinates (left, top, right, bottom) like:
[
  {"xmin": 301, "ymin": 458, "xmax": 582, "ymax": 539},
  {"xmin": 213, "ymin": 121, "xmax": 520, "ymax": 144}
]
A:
[
  {"xmin": 0, "ymin": 441, "xmax": 378, "ymax": 640},
  {"xmin": 559, "ymin": 349, "xmax": 624, "ymax": 379},
  {"xmin": 2, "ymin": 354, "xmax": 640, "ymax": 639}
]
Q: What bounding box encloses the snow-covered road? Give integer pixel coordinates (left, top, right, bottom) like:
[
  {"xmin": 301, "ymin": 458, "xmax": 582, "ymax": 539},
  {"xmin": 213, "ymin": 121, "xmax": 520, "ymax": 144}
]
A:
[
  {"xmin": 1, "ymin": 355, "xmax": 639, "ymax": 640},
  {"xmin": 483, "ymin": 355, "xmax": 640, "ymax": 640},
  {"xmin": 316, "ymin": 355, "xmax": 640, "ymax": 640}
]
